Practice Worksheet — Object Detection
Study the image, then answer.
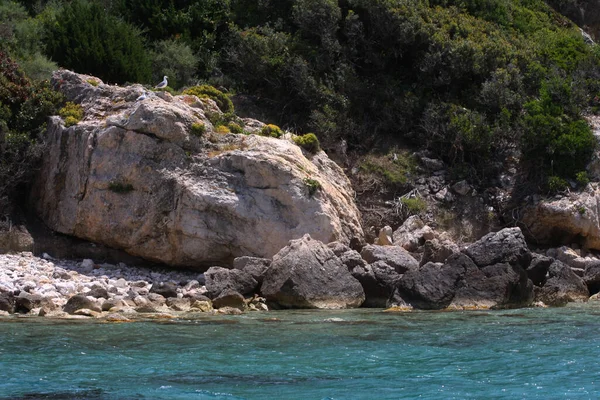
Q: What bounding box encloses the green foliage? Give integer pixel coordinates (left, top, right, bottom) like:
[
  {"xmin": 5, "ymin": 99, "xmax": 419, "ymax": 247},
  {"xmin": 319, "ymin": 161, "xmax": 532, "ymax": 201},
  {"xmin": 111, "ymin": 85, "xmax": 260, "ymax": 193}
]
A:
[
  {"xmin": 260, "ymin": 124, "xmax": 283, "ymax": 138},
  {"xmin": 547, "ymin": 176, "xmax": 568, "ymax": 193},
  {"xmin": 227, "ymin": 122, "xmax": 243, "ymax": 134},
  {"xmin": 150, "ymin": 39, "xmax": 199, "ymax": 89},
  {"xmin": 293, "ymin": 133, "xmax": 320, "ymax": 154},
  {"xmin": 215, "ymin": 125, "xmax": 230, "ymax": 134},
  {"xmin": 190, "ymin": 122, "xmax": 206, "ymax": 137},
  {"xmin": 59, "ymin": 102, "xmax": 83, "ymax": 127},
  {"xmin": 108, "ymin": 181, "xmax": 134, "ymax": 194},
  {"xmin": 42, "ymin": 0, "xmax": 151, "ymax": 84},
  {"xmin": 401, "ymin": 197, "xmax": 427, "ymax": 215},
  {"xmin": 114, "ymin": 0, "xmax": 230, "ymax": 77},
  {"xmin": 0, "ymin": 51, "xmax": 63, "ymax": 213},
  {"xmin": 303, "ymin": 177, "xmax": 321, "ymax": 196},
  {"xmin": 182, "ymin": 85, "xmax": 234, "ymax": 113},
  {"xmin": 360, "ymin": 152, "xmax": 417, "ymax": 186},
  {"xmin": 576, "ymin": 171, "xmax": 590, "ymax": 187}
]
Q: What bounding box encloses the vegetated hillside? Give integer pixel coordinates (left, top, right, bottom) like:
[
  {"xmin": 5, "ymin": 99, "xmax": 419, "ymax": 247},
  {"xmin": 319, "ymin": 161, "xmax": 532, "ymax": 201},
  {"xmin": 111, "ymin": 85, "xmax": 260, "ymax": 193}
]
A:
[{"xmin": 2, "ymin": 0, "xmax": 600, "ymax": 221}]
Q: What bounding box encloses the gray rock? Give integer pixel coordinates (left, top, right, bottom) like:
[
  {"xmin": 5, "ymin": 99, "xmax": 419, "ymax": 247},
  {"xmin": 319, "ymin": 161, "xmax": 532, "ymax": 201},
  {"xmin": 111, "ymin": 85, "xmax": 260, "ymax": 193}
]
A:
[
  {"xmin": 87, "ymin": 286, "xmax": 109, "ymax": 299},
  {"xmin": 212, "ymin": 290, "xmax": 245, "ymax": 310},
  {"xmin": 583, "ymin": 260, "xmax": 600, "ymax": 293},
  {"xmin": 391, "ymin": 261, "xmax": 463, "ymax": 310},
  {"xmin": 389, "ymin": 253, "xmax": 534, "ymax": 310},
  {"xmin": 150, "ymin": 282, "xmax": 178, "ymax": 298},
  {"xmin": 0, "ymin": 289, "xmax": 15, "ymax": 314},
  {"xmin": 101, "ymin": 298, "xmax": 127, "ymax": 311},
  {"xmin": 360, "ymin": 244, "xmax": 419, "ymax": 274},
  {"xmin": 232, "ymin": 257, "xmax": 270, "ymax": 285},
  {"xmin": 536, "ymin": 261, "xmax": 589, "ymax": 306},
  {"xmin": 463, "ymin": 227, "xmax": 531, "ymax": 268},
  {"xmin": 351, "ymin": 261, "xmax": 400, "ymax": 307},
  {"xmin": 452, "ymin": 180, "xmax": 471, "ymax": 196},
  {"xmin": 420, "ymin": 238, "xmax": 459, "ymax": 266},
  {"xmin": 205, "ymin": 267, "xmax": 258, "ymax": 299},
  {"xmin": 340, "ymin": 250, "xmax": 366, "ymax": 270},
  {"xmin": 166, "ymin": 297, "xmax": 191, "ymax": 312},
  {"xmin": 392, "ymin": 216, "xmax": 435, "ymax": 251},
  {"xmin": 15, "ymin": 292, "xmax": 43, "ymax": 314},
  {"xmin": 147, "ymin": 292, "xmax": 166, "ymax": 306},
  {"xmin": 261, "ymin": 234, "xmax": 365, "ymax": 309},
  {"xmin": 64, "ymin": 294, "xmax": 101, "ymax": 314},
  {"xmin": 327, "ymin": 241, "xmax": 351, "ymax": 257}
]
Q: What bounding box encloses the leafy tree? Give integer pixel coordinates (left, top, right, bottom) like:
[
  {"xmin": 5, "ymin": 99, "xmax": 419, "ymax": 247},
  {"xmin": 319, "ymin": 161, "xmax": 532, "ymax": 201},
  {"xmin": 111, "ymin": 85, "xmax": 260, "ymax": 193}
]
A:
[
  {"xmin": 42, "ymin": 0, "xmax": 151, "ymax": 84},
  {"xmin": 150, "ymin": 39, "xmax": 199, "ymax": 89}
]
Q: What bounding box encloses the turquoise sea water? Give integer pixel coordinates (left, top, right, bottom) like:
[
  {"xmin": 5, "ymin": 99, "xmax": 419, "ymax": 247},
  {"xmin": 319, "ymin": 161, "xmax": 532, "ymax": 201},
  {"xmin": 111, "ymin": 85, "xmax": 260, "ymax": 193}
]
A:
[{"xmin": 1, "ymin": 305, "xmax": 600, "ymax": 399}]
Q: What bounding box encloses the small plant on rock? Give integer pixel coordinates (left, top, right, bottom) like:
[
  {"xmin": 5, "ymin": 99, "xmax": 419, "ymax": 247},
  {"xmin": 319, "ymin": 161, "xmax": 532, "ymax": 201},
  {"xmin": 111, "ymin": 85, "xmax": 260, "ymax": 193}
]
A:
[
  {"xmin": 547, "ymin": 175, "xmax": 569, "ymax": 193},
  {"xmin": 260, "ymin": 124, "xmax": 283, "ymax": 138},
  {"xmin": 303, "ymin": 177, "xmax": 321, "ymax": 196},
  {"xmin": 86, "ymin": 79, "xmax": 99, "ymax": 87},
  {"xmin": 59, "ymin": 102, "xmax": 84, "ymax": 127},
  {"xmin": 576, "ymin": 171, "xmax": 590, "ymax": 187},
  {"xmin": 228, "ymin": 122, "xmax": 243, "ymax": 134},
  {"xmin": 215, "ymin": 125, "xmax": 230, "ymax": 134},
  {"xmin": 293, "ymin": 133, "xmax": 320, "ymax": 154},
  {"xmin": 401, "ymin": 196, "xmax": 427, "ymax": 215},
  {"xmin": 182, "ymin": 85, "xmax": 234, "ymax": 113},
  {"xmin": 190, "ymin": 122, "xmax": 206, "ymax": 137}
]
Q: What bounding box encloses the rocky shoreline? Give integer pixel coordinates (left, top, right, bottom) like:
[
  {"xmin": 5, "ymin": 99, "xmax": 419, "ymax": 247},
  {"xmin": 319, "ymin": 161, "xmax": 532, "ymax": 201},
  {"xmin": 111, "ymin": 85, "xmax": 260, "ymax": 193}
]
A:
[
  {"xmin": 0, "ymin": 252, "xmax": 266, "ymax": 321},
  {"xmin": 2, "ymin": 224, "xmax": 600, "ymax": 320}
]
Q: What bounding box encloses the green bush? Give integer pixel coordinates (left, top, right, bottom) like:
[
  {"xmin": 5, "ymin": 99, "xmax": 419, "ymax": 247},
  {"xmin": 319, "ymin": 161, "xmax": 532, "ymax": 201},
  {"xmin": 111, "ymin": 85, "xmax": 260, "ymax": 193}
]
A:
[
  {"xmin": 228, "ymin": 122, "xmax": 243, "ymax": 134},
  {"xmin": 0, "ymin": 51, "xmax": 63, "ymax": 214},
  {"xmin": 260, "ymin": 124, "xmax": 283, "ymax": 138},
  {"xmin": 42, "ymin": 0, "xmax": 151, "ymax": 84},
  {"xmin": 401, "ymin": 197, "xmax": 427, "ymax": 215},
  {"xmin": 190, "ymin": 122, "xmax": 206, "ymax": 137},
  {"xmin": 547, "ymin": 176, "xmax": 569, "ymax": 193},
  {"xmin": 576, "ymin": 171, "xmax": 590, "ymax": 187},
  {"xmin": 215, "ymin": 125, "xmax": 230, "ymax": 134},
  {"xmin": 59, "ymin": 102, "xmax": 83, "ymax": 127},
  {"xmin": 182, "ymin": 85, "xmax": 234, "ymax": 114},
  {"xmin": 150, "ymin": 39, "xmax": 199, "ymax": 89},
  {"xmin": 293, "ymin": 133, "xmax": 320, "ymax": 153},
  {"xmin": 360, "ymin": 151, "xmax": 417, "ymax": 186}
]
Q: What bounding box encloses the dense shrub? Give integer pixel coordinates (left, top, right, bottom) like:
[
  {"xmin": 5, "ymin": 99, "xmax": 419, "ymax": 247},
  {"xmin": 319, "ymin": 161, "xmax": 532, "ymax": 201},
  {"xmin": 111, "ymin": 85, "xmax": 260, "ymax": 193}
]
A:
[
  {"xmin": 150, "ymin": 39, "xmax": 199, "ymax": 89},
  {"xmin": 0, "ymin": 51, "xmax": 63, "ymax": 214},
  {"xmin": 293, "ymin": 133, "xmax": 320, "ymax": 153},
  {"xmin": 259, "ymin": 124, "xmax": 283, "ymax": 138},
  {"xmin": 182, "ymin": 85, "xmax": 234, "ymax": 113},
  {"xmin": 190, "ymin": 122, "xmax": 206, "ymax": 137},
  {"xmin": 42, "ymin": 0, "xmax": 151, "ymax": 84},
  {"xmin": 59, "ymin": 102, "xmax": 83, "ymax": 127}
]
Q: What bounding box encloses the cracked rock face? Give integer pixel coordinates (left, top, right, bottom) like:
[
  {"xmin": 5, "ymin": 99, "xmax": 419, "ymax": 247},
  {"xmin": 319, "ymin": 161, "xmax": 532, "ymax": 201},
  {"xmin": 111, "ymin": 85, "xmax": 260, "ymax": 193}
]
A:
[{"xmin": 32, "ymin": 70, "xmax": 363, "ymax": 268}]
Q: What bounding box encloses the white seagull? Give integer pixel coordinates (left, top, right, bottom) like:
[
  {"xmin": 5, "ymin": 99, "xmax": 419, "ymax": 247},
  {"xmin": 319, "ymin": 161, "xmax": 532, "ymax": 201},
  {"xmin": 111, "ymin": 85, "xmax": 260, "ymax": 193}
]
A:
[
  {"xmin": 155, "ymin": 76, "xmax": 168, "ymax": 89},
  {"xmin": 136, "ymin": 91, "xmax": 147, "ymax": 101}
]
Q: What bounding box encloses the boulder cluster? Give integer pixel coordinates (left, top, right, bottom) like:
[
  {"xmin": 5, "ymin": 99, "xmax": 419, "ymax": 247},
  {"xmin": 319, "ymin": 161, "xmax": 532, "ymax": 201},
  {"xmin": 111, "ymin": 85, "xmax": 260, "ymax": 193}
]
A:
[{"xmin": 2, "ymin": 223, "xmax": 599, "ymax": 319}]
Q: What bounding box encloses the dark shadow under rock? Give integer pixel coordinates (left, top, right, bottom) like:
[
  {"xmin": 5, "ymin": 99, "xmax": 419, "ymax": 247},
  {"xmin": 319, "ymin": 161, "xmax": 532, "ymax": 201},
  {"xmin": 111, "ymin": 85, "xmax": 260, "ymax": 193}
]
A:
[
  {"xmin": 526, "ymin": 254, "xmax": 553, "ymax": 287},
  {"xmin": 351, "ymin": 261, "xmax": 400, "ymax": 308}
]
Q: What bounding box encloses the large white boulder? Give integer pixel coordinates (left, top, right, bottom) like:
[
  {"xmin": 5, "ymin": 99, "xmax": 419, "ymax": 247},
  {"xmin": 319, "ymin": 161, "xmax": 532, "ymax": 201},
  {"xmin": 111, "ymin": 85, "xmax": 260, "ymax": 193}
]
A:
[{"xmin": 32, "ymin": 70, "xmax": 363, "ymax": 267}]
